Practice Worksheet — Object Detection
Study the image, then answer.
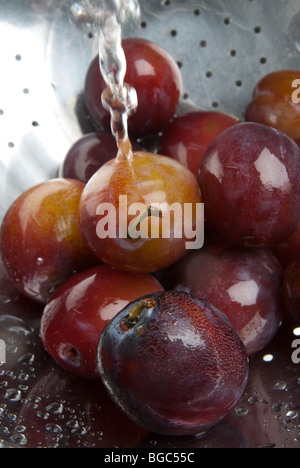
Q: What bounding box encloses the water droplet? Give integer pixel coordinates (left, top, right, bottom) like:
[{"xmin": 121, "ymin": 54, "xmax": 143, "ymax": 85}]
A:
[
  {"xmin": 286, "ymin": 410, "xmax": 298, "ymax": 419},
  {"xmin": 15, "ymin": 425, "xmax": 26, "ymax": 433},
  {"xmin": 36, "ymin": 257, "xmax": 44, "ymax": 266},
  {"xmin": 71, "ymin": 425, "xmax": 88, "ymax": 435},
  {"xmin": 260, "ymin": 398, "xmax": 269, "ymax": 404},
  {"xmin": 18, "ymin": 353, "xmax": 35, "ymax": 366},
  {"xmin": 262, "ymin": 353, "xmax": 273, "ymax": 362},
  {"xmin": 66, "ymin": 419, "xmax": 79, "ymax": 428},
  {"xmin": 272, "ymin": 403, "xmax": 282, "ymax": 412},
  {"xmin": 45, "ymin": 423, "xmax": 63, "ymax": 434},
  {"xmin": 18, "ymin": 372, "xmax": 29, "ymax": 382},
  {"xmin": 4, "ymin": 388, "xmax": 22, "ymax": 402},
  {"xmin": 83, "ymin": 441, "xmax": 96, "ymax": 447},
  {"xmin": 37, "ymin": 411, "xmax": 49, "ymax": 420},
  {"xmin": 18, "ymin": 384, "xmax": 28, "ymax": 392},
  {"xmin": 10, "ymin": 433, "xmax": 27, "ymax": 446},
  {"xmin": 149, "ymin": 439, "xmax": 158, "ymax": 446},
  {"xmin": 0, "ymin": 316, "xmax": 33, "ymax": 335},
  {"xmin": 274, "ymin": 381, "xmax": 287, "ymax": 390},
  {"xmin": 235, "ymin": 407, "xmax": 249, "ymax": 416},
  {"xmin": 248, "ymin": 396, "xmax": 258, "ymax": 404},
  {"xmin": 7, "ymin": 345, "xmax": 18, "ymax": 354},
  {"xmin": 45, "ymin": 402, "xmax": 64, "ymax": 414},
  {"xmin": 26, "ymin": 402, "xmax": 38, "ymax": 410}
]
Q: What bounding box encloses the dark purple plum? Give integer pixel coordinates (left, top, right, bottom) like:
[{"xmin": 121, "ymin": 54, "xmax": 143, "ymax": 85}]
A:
[
  {"xmin": 97, "ymin": 291, "xmax": 249, "ymax": 436},
  {"xmin": 198, "ymin": 122, "xmax": 300, "ymax": 247}
]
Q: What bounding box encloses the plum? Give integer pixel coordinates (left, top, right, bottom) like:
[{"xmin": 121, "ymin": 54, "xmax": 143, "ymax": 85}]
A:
[
  {"xmin": 97, "ymin": 290, "xmax": 249, "ymax": 436},
  {"xmin": 198, "ymin": 122, "xmax": 300, "ymax": 247},
  {"xmin": 0, "ymin": 178, "xmax": 97, "ymax": 303}
]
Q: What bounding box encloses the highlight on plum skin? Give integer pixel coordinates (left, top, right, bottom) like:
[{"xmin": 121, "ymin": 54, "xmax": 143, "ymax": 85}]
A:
[
  {"xmin": 97, "ymin": 291, "xmax": 249, "ymax": 436},
  {"xmin": 198, "ymin": 122, "xmax": 300, "ymax": 248}
]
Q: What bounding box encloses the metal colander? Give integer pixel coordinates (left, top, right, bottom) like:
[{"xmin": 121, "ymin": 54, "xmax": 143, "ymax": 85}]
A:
[{"xmin": 0, "ymin": 0, "xmax": 299, "ymax": 448}]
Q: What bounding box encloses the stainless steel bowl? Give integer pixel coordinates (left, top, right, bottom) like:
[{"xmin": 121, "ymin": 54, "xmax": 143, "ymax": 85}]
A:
[{"xmin": 0, "ymin": 0, "xmax": 299, "ymax": 448}]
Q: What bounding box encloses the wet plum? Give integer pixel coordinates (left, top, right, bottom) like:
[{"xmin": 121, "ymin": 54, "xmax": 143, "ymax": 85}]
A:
[
  {"xmin": 97, "ymin": 290, "xmax": 249, "ymax": 436},
  {"xmin": 84, "ymin": 38, "xmax": 182, "ymax": 138},
  {"xmin": 79, "ymin": 150, "xmax": 202, "ymax": 274},
  {"xmin": 0, "ymin": 178, "xmax": 97, "ymax": 304},
  {"xmin": 198, "ymin": 122, "xmax": 300, "ymax": 247}
]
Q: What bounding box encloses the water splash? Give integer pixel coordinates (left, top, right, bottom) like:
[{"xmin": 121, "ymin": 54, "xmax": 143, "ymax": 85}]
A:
[{"xmin": 70, "ymin": 0, "xmax": 140, "ymax": 159}]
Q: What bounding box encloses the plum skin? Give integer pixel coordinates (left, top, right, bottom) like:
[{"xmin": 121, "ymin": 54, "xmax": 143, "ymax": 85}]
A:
[
  {"xmin": 97, "ymin": 291, "xmax": 249, "ymax": 436},
  {"xmin": 282, "ymin": 255, "xmax": 300, "ymax": 322},
  {"xmin": 198, "ymin": 122, "xmax": 300, "ymax": 247}
]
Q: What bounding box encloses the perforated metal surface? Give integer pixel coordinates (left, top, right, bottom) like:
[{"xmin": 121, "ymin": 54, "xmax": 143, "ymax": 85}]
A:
[
  {"xmin": 0, "ymin": 0, "xmax": 300, "ymax": 448},
  {"xmin": 1, "ymin": 0, "xmax": 300, "ymax": 219}
]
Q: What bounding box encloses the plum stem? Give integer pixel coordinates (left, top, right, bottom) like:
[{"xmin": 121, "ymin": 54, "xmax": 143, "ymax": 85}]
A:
[{"xmin": 125, "ymin": 298, "xmax": 157, "ymax": 328}]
